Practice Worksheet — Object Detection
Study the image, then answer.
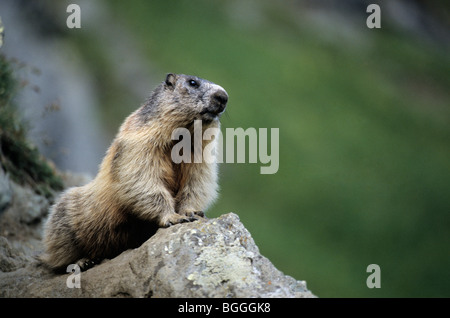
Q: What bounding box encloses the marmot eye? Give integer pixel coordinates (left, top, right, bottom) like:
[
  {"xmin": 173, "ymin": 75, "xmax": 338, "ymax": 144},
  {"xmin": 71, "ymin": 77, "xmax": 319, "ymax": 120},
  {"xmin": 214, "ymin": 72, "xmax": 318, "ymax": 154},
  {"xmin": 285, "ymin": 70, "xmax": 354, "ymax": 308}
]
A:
[{"xmin": 188, "ymin": 79, "xmax": 199, "ymax": 88}]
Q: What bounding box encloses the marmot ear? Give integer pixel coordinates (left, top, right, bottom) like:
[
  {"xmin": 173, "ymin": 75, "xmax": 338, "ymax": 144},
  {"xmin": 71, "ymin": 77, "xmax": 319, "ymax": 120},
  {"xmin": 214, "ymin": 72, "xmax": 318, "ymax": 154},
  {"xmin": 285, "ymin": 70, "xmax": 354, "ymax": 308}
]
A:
[{"xmin": 165, "ymin": 73, "xmax": 176, "ymax": 89}]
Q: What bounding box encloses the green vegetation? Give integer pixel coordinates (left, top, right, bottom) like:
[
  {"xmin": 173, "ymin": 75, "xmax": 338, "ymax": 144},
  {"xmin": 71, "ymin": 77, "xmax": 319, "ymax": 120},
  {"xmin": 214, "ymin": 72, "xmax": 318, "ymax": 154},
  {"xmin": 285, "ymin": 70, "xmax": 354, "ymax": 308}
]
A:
[
  {"xmin": 80, "ymin": 1, "xmax": 449, "ymax": 297},
  {"xmin": 0, "ymin": 54, "xmax": 63, "ymax": 198}
]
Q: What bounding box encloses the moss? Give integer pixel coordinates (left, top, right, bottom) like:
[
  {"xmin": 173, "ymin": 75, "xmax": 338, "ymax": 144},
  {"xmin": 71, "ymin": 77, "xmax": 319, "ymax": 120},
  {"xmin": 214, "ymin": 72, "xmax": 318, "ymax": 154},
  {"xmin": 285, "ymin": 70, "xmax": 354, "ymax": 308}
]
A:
[{"xmin": 0, "ymin": 54, "xmax": 63, "ymax": 198}]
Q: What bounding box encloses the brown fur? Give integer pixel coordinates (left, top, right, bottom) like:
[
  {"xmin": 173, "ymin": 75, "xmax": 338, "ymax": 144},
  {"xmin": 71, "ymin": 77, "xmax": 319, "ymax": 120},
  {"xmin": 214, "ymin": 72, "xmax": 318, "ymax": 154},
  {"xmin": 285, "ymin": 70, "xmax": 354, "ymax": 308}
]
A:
[{"xmin": 41, "ymin": 74, "xmax": 228, "ymax": 271}]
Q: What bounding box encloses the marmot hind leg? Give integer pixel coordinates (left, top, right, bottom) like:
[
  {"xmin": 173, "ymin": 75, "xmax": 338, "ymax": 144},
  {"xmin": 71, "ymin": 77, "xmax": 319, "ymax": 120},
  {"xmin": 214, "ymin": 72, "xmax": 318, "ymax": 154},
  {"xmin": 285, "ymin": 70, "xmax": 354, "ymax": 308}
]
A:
[
  {"xmin": 41, "ymin": 193, "xmax": 84, "ymax": 271},
  {"xmin": 76, "ymin": 257, "xmax": 102, "ymax": 271},
  {"xmin": 39, "ymin": 242, "xmax": 83, "ymax": 272}
]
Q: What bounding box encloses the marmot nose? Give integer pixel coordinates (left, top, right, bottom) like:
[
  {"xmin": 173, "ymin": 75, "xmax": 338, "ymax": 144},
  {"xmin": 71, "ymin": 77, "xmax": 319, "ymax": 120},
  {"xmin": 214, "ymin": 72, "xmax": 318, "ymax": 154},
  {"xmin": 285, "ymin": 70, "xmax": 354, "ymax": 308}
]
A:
[{"xmin": 213, "ymin": 90, "xmax": 228, "ymax": 107}]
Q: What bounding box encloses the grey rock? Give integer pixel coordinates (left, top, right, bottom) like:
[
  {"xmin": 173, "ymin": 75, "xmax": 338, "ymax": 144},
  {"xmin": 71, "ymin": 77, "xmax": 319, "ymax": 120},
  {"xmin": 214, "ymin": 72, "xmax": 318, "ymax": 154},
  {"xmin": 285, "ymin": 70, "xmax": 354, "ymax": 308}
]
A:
[
  {"xmin": 0, "ymin": 168, "xmax": 12, "ymax": 214},
  {"xmin": 0, "ymin": 213, "xmax": 315, "ymax": 298},
  {"xmin": 10, "ymin": 182, "xmax": 50, "ymax": 225},
  {"xmin": 0, "ymin": 179, "xmax": 51, "ymax": 242},
  {"xmin": 0, "ymin": 236, "xmax": 30, "ymax": 272}
]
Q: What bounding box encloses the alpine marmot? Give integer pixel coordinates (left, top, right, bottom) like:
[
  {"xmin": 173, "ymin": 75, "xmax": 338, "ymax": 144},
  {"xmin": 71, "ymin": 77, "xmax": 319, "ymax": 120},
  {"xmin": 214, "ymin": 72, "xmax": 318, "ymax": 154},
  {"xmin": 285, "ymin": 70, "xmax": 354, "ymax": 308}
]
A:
[{"xmin": 41, "ymin": 73, "xmax": 228, "ymax": 271}]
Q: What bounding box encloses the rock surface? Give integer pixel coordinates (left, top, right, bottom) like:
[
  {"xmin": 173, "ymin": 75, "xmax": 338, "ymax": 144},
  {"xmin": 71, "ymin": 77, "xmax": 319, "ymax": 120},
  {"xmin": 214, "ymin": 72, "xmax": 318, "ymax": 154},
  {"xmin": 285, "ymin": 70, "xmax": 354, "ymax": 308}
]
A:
[
  {"xmin": 0, "ymin": 212, "xmax": 314, "ymax": 298},
  {"xmin": 0, "ymin": 172, "xmax": 315, "ymax": 298}
]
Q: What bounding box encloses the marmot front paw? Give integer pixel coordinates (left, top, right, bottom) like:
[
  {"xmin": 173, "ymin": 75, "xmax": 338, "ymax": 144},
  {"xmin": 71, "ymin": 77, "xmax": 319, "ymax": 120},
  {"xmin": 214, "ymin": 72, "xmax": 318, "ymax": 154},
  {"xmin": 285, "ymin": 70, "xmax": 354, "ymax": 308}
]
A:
[
  {"xmin": 162, "ymin": 213, "xmax": 199, "ymax": 227},
  {"xmin": 179, "ymin": 210, "xmax": 205, "ymax": 218}
]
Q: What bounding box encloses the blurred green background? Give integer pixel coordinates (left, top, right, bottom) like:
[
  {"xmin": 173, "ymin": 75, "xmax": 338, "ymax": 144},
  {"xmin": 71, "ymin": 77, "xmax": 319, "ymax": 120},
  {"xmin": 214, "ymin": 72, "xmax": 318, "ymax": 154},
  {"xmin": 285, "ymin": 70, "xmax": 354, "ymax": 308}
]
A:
[{"xmin": 3, "ymin": 0, "xmax": 450, "ymax": 297}]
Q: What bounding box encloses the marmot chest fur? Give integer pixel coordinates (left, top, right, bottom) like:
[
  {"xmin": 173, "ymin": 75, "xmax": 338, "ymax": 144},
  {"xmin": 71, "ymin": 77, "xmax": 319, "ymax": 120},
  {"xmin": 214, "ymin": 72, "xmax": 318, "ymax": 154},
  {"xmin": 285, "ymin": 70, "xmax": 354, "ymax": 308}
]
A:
[{"xmin": 41, "ymin": 73, "xmax": 228, "ymax": 271}]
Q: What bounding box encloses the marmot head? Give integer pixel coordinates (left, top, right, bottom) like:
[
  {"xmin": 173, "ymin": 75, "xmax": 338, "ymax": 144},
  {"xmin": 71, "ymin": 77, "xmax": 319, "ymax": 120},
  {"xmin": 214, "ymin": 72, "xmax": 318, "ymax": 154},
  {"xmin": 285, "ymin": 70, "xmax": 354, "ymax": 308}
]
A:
[{"xmin": 140, "ymin": 73, "xmax": 228, "ymax": 126}]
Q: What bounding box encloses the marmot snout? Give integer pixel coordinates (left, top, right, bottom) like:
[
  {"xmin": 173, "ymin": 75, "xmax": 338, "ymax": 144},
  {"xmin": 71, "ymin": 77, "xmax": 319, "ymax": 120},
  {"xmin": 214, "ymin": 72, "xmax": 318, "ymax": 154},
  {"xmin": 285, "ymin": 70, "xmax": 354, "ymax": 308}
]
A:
[{"xmin": 41, "ymin": 73, "xmax": 228, "ymax": 271}]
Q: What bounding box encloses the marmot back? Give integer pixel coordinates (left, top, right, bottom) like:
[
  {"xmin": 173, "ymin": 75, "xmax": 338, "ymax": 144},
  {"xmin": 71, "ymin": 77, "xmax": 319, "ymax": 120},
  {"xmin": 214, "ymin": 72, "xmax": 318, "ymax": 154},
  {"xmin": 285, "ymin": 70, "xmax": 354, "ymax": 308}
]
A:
[{"xmin": 41, "ymin": 73, "xmax": 228, "ymax": 271}]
